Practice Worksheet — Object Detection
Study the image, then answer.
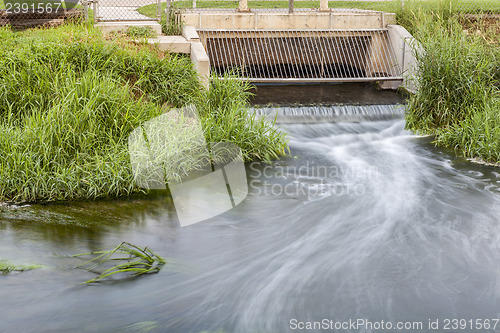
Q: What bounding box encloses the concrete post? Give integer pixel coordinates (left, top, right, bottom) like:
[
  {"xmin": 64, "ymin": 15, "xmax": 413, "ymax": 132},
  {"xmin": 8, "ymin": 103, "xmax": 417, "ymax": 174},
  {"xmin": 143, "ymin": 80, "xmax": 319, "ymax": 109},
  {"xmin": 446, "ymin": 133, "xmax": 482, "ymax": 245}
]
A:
[
  {"xmin": 93, "ymin": 0, "xmax": 98, "ymax": 23},
  {"xmin": 289, "ymin": 0, "xmax": 294, "ymax": 13},
  {"xmin": 165, "ymin": 0, "xmax": 171, "ymax": 22},
  {"xmin": 190, "ymin": 42, "xmax": 210, "ymax": 89},
  {"xmin": 319, "ymin": 0, "xmax": 328, "ymax": 11},
  {"xmin": 239, "ymin": 0, "xmax": 248, "ymax": 12},
  {"xmin": 83, "ymin": 0, "xmax": 89, "ymax": 21}
]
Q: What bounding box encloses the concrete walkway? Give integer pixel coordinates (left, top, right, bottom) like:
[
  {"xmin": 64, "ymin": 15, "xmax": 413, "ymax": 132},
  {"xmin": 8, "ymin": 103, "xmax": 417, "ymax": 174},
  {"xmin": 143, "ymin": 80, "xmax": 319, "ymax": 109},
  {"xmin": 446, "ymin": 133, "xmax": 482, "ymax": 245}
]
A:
[{"xmin": 96, "ymin": 0, "xmax": 158, "ymax": 21}]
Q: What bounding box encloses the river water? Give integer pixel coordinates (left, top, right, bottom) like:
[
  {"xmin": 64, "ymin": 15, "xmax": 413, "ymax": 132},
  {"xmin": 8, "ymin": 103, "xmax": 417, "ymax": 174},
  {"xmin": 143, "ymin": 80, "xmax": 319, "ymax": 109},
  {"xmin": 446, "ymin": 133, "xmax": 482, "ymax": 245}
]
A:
[{"xmin": 1, "ymin": 84, "xmax": 500, "ymax": 333}]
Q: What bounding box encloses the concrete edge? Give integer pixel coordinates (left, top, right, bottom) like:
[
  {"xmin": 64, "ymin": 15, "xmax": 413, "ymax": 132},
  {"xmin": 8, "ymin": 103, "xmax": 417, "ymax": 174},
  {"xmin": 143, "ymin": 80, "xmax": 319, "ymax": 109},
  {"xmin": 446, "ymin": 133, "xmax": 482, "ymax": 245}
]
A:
[
  {"xmin": 190, "ymin": 41, "xmax": 210, "ymax": 90},
  {"xmin": 95, "ymin": 21, "xmax": 162, "ymax": 35},
  {"xmin": 182, "ymin": 25, "xmax": 200, "ymax": 41},
  {"xmin": 147, "ymin": 36, "xmax": 191, "ymax": 54},
  {"xmin": 387, "ymin": 25, "xmax": 419, "ymax": 94}
]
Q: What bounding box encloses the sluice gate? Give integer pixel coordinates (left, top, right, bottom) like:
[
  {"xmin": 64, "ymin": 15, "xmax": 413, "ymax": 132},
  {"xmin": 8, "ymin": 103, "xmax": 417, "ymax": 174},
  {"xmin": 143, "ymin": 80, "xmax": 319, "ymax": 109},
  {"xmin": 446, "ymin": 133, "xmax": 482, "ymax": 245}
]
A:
[{"xmin": 197, "ymin": 29, "xmax": 403, "ymax": 83}]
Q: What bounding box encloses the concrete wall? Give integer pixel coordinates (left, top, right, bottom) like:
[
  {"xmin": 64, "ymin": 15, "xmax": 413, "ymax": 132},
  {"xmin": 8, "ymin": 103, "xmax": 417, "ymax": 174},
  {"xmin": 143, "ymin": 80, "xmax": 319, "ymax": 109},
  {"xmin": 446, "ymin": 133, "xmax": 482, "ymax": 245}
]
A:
[
  {"xmin": 96, "ymin": 21, "xmax": 162, "ymax": 35},
  {"xmin": 180, "ymin": 11, "xmax": 396, "ymax": 30},
  {"xmin": 190, "ymin": 41, "xmax": 210, "ymax": 89},
  {"xmin": 146, "ymin": 27, "xmax": 210, "ymax": 89},
  {"xmin": 387, "ymin": 25, "xmax": 419, "ymax": 93}
]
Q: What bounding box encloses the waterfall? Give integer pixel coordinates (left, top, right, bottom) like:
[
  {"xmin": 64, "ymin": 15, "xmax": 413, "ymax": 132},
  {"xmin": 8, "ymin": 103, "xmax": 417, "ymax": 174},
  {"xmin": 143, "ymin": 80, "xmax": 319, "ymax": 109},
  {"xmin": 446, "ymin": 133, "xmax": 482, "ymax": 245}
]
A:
[{"xmin": 250, "ymin": 104, "xmax": 405, "ymax": 123}]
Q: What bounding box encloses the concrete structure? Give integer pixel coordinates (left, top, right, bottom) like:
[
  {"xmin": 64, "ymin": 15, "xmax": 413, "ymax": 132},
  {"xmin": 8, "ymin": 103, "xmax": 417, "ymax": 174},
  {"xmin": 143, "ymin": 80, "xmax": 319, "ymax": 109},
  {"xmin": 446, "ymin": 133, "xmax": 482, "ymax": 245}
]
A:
[
  {"xmin": 190, "ymin": 41, "xmax": 211, "ymax": 89},
  {"xmin": 179, "ymin": 10, "xmax": 396, "ymax": 30},
  {"xmin": 95, "ymin": 9, "xmax": 416, "ymax": 91},
  {"xmin": 147, "ymin": 31, "xmax": 210, "ymax": 89},
  {"xmin": 387, "ymin": 25, "xmax": 419, "ymax": 93},
  {"xmin": 148, "ymin": 36, "xmax": 191, "ymax": 53},
  {"xmin": 96, "ymin": 21, "xmax": 162, "ymax": 35},
  {"xmin": 184, "ymin": 9, "xmax": 408, "ymax": 86}
]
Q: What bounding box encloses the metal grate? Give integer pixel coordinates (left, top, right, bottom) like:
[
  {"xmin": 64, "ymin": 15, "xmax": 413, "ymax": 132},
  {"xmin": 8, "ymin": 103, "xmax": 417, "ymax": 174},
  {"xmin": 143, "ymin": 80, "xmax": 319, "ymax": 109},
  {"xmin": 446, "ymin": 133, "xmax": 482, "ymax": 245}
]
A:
[{"xmin": 198, "ymin": 29, "xmax": 403, "ymax": 83}]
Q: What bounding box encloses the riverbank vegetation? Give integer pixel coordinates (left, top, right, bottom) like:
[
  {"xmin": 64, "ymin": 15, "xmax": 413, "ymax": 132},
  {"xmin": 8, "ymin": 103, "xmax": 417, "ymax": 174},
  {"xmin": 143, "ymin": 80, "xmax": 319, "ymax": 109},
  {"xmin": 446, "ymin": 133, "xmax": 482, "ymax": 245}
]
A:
[
  {"xmin": 404, "ymin": 13, "xmax": 500, "ymax": 162},
  {"xmin": 0, "ymin": 24, "xmax": 288, "ymax": 203}
]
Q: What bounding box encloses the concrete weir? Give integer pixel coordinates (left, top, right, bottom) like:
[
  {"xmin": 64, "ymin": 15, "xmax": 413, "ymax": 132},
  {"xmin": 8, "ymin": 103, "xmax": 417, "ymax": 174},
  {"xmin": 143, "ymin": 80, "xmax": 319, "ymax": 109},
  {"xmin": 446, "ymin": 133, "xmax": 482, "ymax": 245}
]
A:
[
  {"xmin": 95, "ymin": 9, "xmax": 417, "ymax": 91},
  {"xmin": 179, "ymin": 9, "xmax": 417, "ymax": 90}
]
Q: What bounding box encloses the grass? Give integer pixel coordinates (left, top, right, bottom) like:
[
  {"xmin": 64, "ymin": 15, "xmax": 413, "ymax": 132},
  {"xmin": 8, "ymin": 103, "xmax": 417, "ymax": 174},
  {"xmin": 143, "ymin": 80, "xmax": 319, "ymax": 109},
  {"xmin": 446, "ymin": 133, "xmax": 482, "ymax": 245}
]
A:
[
  {"xmin": 126, "ymin": 26, "xmax": 157, "ymax": 38},
  {"xmin": 73, "ymin": 242, "xmax": 166, "ymax": 283},
  {"xmin": 0, "ymin": 258, "xmax": 43, "ymax": 273},
  {"xmin": 404, "ymin": 16, "xmax": 500, "ymax": 162},
  {"xmin": 0, "ymin": 23, "xmax": 288, "ymax": 203},
  {"xmin": 137, "ymin": 0, "xmax": 500, "ymax": 20}
]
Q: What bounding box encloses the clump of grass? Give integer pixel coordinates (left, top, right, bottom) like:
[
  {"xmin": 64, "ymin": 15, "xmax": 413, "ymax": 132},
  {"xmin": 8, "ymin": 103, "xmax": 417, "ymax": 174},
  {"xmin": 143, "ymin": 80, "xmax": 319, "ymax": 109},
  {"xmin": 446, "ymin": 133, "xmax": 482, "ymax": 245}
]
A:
[
  {"xmin": 396, "ymin": 0, "xmax": 500, "ymax": 34},
  {"xmin": 435, "ymin": 98, "xmax": 500, "ymax": 162},
  {"xmin": 0, "ymin": 23, "xmax": 288, "ymax": 203},
  {"xmin": 73, "ymin": 242, "xmax": 166, "ymax": 284},
  {"xmin": 0, "ymin": 25, "xmax": 198, "ymax": 202},
  {"xmin": 126, "ymin": 26, "xmax": 157, "ymax": 38},
  {"xmin": 0, "ymin": 258, "xmax": 43, "ymax": 274},
  {"xmin": 199, "ymin": 74, "xmax": 289, "ymax": 162},
  {"xmin": 161, "ymin": 8, "xmax": 184, "ymax": 36},
  {"xmin": 405, "ymin": 16, "xmax": 500, "ymax": 162}
]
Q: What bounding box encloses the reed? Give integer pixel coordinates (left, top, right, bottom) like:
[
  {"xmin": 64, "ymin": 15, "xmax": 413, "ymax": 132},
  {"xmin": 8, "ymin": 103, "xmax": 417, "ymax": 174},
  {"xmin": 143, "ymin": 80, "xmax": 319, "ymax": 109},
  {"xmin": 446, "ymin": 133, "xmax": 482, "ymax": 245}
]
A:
[
  {"xmin": 404, "ymin": 15, "xmax": 500, "ymax": 162},
  {"xmin": 73, "ymin": 242, "xmax": 166, "ymax": 283},
  {"xmin": 199, "ymin": 74, "xmax": 289, "ymax": 161}
]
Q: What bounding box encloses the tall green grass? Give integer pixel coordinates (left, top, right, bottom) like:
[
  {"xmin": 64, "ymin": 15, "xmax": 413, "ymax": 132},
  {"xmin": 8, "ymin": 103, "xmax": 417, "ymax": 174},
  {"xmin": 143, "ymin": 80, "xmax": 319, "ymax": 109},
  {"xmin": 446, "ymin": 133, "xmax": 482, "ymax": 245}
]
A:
[
  {"xmin": 0, "ymin": 24, "xmax": 288, "ymax": 203},
  {"xmin": 200, "ymin": 75, "xmax": 288, "ymax": 161},
  {"xmin": 405, "ymin": 17, "xmax": 500, "ymax": 162},
  {"xmin": 395, "ymin": 0, "xmax": 500, "ymax": 35}
]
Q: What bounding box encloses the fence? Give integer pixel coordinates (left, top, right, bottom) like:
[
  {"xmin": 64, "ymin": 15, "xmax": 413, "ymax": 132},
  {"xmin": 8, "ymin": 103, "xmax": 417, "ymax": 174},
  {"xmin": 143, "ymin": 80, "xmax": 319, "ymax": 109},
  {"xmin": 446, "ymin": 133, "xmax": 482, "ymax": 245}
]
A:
[
  {"xmin": 164, "ymin": 0, "xmax": 500, "ymax": 15},
  {"xmin": 0, "ymin": 0, "xmax": 498, "ymax": 26}
]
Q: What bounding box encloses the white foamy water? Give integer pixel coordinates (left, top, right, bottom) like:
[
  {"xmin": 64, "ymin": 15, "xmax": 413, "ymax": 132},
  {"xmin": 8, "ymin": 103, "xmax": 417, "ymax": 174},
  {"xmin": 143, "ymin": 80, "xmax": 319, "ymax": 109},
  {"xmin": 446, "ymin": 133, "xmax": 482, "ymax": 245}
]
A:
[{"xmin": 1, "ymin": 106, "xmax": 500, "ymax": 333}]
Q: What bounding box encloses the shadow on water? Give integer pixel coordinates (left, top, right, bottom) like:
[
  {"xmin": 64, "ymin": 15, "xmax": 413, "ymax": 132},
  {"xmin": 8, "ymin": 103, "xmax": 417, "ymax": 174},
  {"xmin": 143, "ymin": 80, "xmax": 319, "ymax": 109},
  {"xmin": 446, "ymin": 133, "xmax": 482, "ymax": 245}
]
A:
[
  {"xmin": 1, "ymin": 85, "xmax": 500, "ymax": 333},
  {"xmin": 249, "ymin": 83, "xmax": 406, "ymax": 106}
]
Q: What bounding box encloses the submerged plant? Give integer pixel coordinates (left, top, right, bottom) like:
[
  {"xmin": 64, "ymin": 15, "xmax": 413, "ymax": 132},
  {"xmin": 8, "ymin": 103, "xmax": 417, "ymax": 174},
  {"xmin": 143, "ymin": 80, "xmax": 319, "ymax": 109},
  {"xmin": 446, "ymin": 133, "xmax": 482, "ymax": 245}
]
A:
[
  {"xmin": 0, "ymin": 259, "xmax": 43, "ymax": 274},
  {"xmin": 73, "ymin": 242, "xmax": 166, "ymax": 284}
]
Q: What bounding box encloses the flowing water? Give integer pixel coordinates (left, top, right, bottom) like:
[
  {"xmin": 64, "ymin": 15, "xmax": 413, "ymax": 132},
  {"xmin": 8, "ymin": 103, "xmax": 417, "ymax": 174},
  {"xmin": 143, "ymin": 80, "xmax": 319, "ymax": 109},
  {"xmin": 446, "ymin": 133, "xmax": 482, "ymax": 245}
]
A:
[{"xmin": 1, "ymin": 85, "xmax": 500, "ymax": 333}]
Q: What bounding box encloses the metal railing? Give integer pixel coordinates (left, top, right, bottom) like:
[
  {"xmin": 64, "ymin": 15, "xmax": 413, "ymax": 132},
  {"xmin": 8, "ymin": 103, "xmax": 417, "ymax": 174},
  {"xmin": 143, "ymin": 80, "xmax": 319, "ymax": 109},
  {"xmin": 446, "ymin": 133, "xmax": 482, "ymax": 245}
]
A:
[{"xmin": 198, "ymin": 29, "xmax": 403, "ymax": 83}]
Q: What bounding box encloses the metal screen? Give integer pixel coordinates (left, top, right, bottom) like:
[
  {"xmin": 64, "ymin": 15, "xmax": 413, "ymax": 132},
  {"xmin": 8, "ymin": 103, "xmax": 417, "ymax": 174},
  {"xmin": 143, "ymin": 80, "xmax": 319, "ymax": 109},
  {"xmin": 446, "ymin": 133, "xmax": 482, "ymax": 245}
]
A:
[{"xmin": 198, "ymin": 29, "xmax": 403, "ymax": 83}]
